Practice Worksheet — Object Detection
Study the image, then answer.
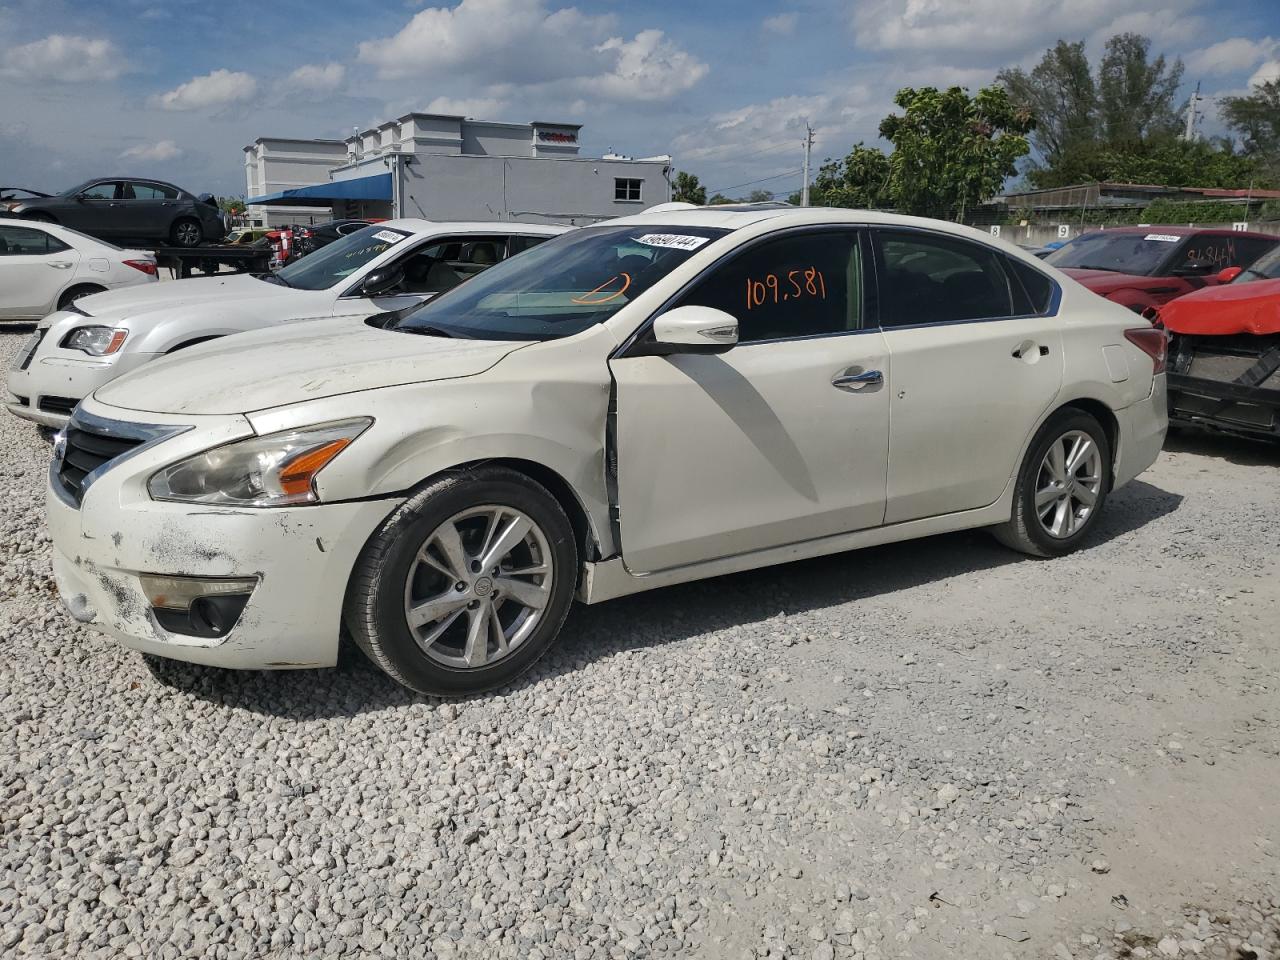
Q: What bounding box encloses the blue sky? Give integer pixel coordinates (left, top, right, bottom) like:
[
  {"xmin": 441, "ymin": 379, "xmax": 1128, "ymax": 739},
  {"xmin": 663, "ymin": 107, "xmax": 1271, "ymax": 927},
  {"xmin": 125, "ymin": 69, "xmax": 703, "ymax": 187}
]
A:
[{"xmin": 1, "ymin": 0, "xmax": 1277, "ymax": 199}]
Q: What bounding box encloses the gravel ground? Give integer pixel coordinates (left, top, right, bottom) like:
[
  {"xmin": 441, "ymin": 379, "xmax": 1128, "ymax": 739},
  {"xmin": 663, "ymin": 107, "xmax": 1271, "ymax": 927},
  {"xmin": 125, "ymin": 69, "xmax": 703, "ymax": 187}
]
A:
[{"xmin": 2, "ymin": 325, "xmax": 1277, "ymax": 960}]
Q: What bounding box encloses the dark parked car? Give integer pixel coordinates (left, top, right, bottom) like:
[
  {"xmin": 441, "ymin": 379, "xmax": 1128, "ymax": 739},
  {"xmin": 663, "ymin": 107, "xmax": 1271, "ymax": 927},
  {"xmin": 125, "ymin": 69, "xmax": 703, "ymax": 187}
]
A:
[
  {"xmin": 1044, "ymin": 225, "xmax": 1279, "ymax": 314},
  {"xmin": 4, "ymin": 178, "xmax": 227, "ymax": 247}
]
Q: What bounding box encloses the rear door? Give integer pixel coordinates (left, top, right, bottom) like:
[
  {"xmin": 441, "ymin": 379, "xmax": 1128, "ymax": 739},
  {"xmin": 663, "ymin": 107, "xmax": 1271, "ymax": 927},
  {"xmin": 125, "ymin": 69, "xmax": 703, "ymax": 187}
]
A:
[
  {"xmin": 124, "ymin": 181, "xmax": 179, "ymax": 239},
  {"xmin": 610, "ymin": 227, "xmax": 891, "ymax": 574},
  {"xmin": 0, "ymin": 225, "xmax": 80, "ymax": 318},
  {"xmin": 871, "ymin": 228, "xmax": 1064, "ymax": 524}
]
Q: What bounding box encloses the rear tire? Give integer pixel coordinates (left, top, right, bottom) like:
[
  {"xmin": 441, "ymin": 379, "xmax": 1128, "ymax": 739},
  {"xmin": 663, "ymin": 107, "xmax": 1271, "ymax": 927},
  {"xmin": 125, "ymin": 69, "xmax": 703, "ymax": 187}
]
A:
[
  {"xmin": 993, "ymin": 408, "xmax": 1112, "ymax": 558},
  {"xmin": 57, "ymin": 285, "xmax": 105, "ymax": 310},
  {"xmin": 344, "ymin": 467, "xmax": 578, "ymax": 696},
  {"xmin": 170, "ymin": 218, "xmax": 203, "ymax": 247}
]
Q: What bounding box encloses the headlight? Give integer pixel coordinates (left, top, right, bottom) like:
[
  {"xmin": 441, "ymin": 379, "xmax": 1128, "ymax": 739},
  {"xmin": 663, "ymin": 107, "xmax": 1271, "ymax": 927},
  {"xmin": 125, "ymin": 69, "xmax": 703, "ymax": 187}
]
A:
[
  {"xmin": 61, "ymin": 326, "xmax": 127, "ymax": 356},
  {"xmin": 148, "ymin": 418, "xmax": 372, "ymax": 507}
]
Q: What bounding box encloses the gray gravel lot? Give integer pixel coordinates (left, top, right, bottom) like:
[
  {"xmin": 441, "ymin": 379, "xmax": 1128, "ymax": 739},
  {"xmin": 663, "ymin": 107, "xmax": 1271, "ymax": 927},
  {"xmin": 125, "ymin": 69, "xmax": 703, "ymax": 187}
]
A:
[{"xmin": 1, "ymin": 325, "xmax": 1277, "ymax": 960}]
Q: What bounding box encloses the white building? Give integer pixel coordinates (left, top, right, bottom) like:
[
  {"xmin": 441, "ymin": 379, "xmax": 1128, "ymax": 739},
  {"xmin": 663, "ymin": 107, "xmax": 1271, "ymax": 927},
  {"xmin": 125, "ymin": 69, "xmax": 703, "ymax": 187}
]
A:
[{"xmin": 245, "ymin": 114, "xmax": 671, "ymax": 228}]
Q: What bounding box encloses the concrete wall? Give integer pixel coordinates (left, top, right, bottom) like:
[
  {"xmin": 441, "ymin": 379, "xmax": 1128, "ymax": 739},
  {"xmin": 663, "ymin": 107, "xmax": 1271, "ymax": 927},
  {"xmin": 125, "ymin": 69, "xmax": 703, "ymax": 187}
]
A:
[
  {"xmin": 461, "ymin": 125, "xmax": 533, "ymax": 158},
  {"xmin": 990, "ymin": 221, "xmax": 1280, "ymax": 247},
  {"xmin": 244, "ymin": 139, "xmax": 346, "ymax": 227},
  {"xmin": 397, "ymin": 154, "xmax": 669, "ymax": 225}
]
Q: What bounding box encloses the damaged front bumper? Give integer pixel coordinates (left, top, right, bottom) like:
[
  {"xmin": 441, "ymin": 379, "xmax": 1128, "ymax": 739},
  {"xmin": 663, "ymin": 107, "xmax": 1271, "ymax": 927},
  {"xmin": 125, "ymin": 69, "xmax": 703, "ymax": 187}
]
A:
[
  {"xmin": 1168, "ymin": 333, "xmax": 1280, "ymax": 440},
  {"xmin": 47, "ymin": 400, "xmax": 401, "ymax": 670}
]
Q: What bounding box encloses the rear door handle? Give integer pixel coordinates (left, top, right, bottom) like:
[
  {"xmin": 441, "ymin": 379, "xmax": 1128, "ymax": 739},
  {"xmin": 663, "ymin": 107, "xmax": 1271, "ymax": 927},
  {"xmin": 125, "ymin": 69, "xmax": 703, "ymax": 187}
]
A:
[
  {"xmin": 831, "ymin": 369, "xmax": 883, "ymax": 391},
  {"xmin": 48, "ymin": 261, "xmax": 74, "ymax": 270},
  {"xmin": 1012, "ymin": 342, "xmax": 1051, "ymax": 359}
]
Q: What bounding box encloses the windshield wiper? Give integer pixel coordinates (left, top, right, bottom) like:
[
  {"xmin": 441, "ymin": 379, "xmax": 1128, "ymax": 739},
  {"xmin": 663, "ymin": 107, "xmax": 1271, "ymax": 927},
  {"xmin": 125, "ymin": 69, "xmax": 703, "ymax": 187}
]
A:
[
  {"xmin": 1074, "ymin": 264, "xmax": 1124, "ymax": 273},
  {"xmin": 258, "ymin": 273, "xmax": 291, "ymax": 287},
  {"xmin": 400, "ymin": 325, "xmax": 457, "ymax": 338}
]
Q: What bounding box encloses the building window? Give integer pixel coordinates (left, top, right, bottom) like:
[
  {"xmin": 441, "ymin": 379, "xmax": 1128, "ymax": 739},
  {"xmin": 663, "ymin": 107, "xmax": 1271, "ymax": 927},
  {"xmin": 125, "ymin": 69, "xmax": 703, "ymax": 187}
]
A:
[{"xmin": 615, "ymin": 178, "xmax": 642, "ymax": 202}]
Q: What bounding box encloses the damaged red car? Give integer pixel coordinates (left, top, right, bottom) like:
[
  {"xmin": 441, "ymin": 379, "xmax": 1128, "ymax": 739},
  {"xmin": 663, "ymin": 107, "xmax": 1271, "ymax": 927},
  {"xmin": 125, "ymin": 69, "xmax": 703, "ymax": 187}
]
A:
[
  {"xmin": 1044, "ymin": 226, "xmax": 1278, "ymax": 314},
  {"xmin": 1159, "ymin": 243, "xmax": 1280, "ymax": 441}
]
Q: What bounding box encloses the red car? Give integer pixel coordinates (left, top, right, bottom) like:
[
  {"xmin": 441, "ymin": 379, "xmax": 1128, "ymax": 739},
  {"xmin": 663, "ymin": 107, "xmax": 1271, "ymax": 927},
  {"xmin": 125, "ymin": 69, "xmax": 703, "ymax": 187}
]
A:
[
  {"xmin": 1044, "ymin": 226, "xmax": 1278, "ymax": 314},
  {"xmin": 1158, "ymin": 243, "xmax": 1280, "ymax": 441}
]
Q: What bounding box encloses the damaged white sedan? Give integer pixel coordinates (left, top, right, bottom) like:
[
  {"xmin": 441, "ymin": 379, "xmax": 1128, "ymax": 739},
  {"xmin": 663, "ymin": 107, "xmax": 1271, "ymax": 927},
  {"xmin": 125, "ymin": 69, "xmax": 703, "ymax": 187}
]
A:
[{"xmin": 48, "ymin": 207, "xmax": 1168, "ymax": 695}]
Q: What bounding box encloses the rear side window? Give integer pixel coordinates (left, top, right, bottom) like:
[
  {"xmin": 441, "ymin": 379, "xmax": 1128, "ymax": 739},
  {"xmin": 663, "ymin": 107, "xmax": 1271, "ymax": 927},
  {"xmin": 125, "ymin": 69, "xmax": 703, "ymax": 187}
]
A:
[
  {"xmin": 1007, "ymin": 257, "xmax": 1056, "ymax": 314},
  {"xmin": 875, "ymin": 230, "xmax": 1015, "ymax": 327},
  {"xmin": 130, "ymin": 182, "xmax": 179, "ymax": 200},
  {"xmin": 0, "ymin": 226, "xmax": 68, "ymax": 255},
  {"xmin": 675, "ymin": 230, "xmax": 863, "ymax": 343},
  {"xmin": 509, "ymin": 235, "xmax": 551, "ymax": 256}
]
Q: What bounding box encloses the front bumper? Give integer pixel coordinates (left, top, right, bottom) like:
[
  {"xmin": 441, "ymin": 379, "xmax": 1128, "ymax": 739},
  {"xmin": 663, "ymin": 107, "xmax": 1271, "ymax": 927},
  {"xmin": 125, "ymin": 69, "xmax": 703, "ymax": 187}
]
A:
[
  {"xmin": 1168, "ymin": 372, "xmax": 1280, "ymax": 439},
  {"xmin": 7, "ymin": 326, "xmax": 162, "ymax": 428},
  {"xmin": 47, "ymin": 402, "xmax": 402, "ymax": 670}
]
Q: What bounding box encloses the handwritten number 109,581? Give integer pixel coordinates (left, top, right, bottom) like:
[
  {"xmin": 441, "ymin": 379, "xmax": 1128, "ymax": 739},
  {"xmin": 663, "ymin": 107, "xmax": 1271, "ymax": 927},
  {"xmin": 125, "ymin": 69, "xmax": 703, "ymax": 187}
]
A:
[{"xmin": 746, "ymin": 268, "xmax": 826, "ymax": 310}]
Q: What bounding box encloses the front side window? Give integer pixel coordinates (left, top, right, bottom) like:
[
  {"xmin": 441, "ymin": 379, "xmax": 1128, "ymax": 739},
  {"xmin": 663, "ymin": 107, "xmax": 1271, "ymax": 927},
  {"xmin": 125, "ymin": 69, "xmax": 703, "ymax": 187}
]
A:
[
  {"xmin": 509, "ymin": 234, "xmax": 551, "ymax": 256},
  {"xmin": 1238, "ymin": 243, "xmax": 1280, "ymax": 282},
  {"xmin": 674, "ymin": 231, "xmax": 863, "ymax": 343},
  {"xmin": 394, "ymin": 235, "xmax": 511, "ymax": 294},
  {"xmin": 876, "ymin": 230, "xmax": 1016, "ymax": 327},
  {"xmin": 275, "ymin": 225, "xmax": 411, "ymax": 291},
  {"xmin": 615, "ymin": 178, "xmax": 642, "ymax": 202},
  {"xmin": 77, "ymin": 181, "xmax": 119, "ymax": 201},
  {"xmin": 396, "ymin": 224, "xmax": 728, "ymax": 341},
  {"xmin": 0, "ymin": 226, "xmax": 66, "ymax": 255}
]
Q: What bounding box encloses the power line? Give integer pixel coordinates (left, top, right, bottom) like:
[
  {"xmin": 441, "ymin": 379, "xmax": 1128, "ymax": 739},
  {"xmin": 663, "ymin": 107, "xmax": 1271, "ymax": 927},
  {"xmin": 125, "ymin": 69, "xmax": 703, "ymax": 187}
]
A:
[{"xmin": 707, "ymin": 168, "xmax": 803, "ymax": 194}]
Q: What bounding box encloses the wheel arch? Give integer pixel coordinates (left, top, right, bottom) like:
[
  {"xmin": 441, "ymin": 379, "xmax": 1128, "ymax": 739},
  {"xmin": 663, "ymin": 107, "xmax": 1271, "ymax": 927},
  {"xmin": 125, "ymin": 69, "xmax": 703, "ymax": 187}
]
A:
[
  {"xmin": 1058, "ymin": 397, "xmax": 1120, "ymax": 474},
  {"xmin": 57, "ymin": 283, "xmax": 107, "ymax": 309}
]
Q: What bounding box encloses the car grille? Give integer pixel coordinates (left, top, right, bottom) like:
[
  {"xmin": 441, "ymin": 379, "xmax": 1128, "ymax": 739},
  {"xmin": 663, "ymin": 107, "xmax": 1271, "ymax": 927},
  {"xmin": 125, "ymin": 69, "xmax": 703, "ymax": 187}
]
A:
[
  {"xmin": 57, "ymin": 427, "xmax": 144, "ymax": 505},
  {"xmin": 39, "ymin": 396, "xmax": 80, "ymax": 415}
]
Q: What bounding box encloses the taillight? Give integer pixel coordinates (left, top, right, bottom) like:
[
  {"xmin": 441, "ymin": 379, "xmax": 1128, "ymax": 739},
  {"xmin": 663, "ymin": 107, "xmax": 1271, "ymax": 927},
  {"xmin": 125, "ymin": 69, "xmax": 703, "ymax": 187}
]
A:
[
  {"xmin": 123, "ymin": 259, "xmax": 157, "ymax": 276},
  {"xmin": 1125, "ymin": 327, "xmax": 1167, "ymax": 374}
]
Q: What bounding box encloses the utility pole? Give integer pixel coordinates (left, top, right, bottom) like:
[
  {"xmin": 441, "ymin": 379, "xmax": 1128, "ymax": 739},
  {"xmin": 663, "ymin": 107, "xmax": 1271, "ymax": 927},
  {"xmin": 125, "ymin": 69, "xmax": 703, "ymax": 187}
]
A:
[
  {"xmin": 800, "ymin": 123, "xmax": 814, "ymax": 207},
  {"xmin": 1182, "ymin": 83, "xmax": 1202, "ymax": 141}
]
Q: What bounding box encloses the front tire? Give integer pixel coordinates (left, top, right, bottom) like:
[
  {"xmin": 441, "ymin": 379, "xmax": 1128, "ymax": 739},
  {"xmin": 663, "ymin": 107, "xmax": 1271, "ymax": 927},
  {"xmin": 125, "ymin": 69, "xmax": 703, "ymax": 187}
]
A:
[
  {"xmin": 994, "ymin": 409, "xmax": 1112, "ymax": 557},
  {"xmin": 345, "ymin": 468, "xmax": 578, "ymax": 696}
]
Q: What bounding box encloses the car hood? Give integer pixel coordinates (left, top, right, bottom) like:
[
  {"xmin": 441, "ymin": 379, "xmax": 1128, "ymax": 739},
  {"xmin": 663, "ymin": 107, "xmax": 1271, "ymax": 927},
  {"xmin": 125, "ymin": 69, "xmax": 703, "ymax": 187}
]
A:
[
  {"xmin": 93, "ymin": 316, "xmax": 529, "ymax": 415},
  {"xmin": 1159, "ymin": 277, "xmax": 1280, "ymax": 336},
  {"xmin": 1060, "ymin": 268, "xmax": 1161, "ymax": 293},
  {"xmin": 75, "ymin": 273, "xmax": 301, "ymax": 322}
]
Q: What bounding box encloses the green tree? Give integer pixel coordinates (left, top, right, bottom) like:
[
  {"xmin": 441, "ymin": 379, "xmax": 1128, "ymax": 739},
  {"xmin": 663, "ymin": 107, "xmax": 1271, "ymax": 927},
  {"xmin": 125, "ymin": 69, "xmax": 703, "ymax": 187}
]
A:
[
  {"xmin": 1098, "ymin": 33, "xmax": 1183, "ymax": 145},
  {"xmin": 746, "ymin": 189, "xmax": 773, "ymax": 203},
  {"xmin": 809, "ymin": 143, "xmax": 894, "ymax": 209},
  {"xmin": 671, "ymin": 171, "xmax": 707, "ymax": 205},
  {"xmin": 878, "ymin": 85, "xmax": 1034, "ymax": 220},
  {"xmin": 218, "ymin": 196, "xmax": 246, "ymax": 216},
  {"xmin": 997, "ymin": 39, "xmax": 1098, "ymax": 168},
  {"xmin": 1220, "ymin": 79, "xmax": 1280, "ymax": 181},
  {"xmin": 708, "ymin": 193, "xmax": 735, "ymax": 205}
]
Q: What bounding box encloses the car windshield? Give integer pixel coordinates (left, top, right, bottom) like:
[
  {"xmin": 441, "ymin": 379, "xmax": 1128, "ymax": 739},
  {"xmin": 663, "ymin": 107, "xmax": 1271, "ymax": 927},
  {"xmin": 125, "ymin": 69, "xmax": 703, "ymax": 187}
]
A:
[
  {"xmin": 1044, "ymin": 232, "xmax": 1180, "ymax": 276},
  {"xmin": 60, "ymin": 180, "xmax": 96, "ymax": 198},
  {"xmin": 273, "ymin": 225, "xmax": 412, "ymax": 291},
  {"xmin": 395, "ymin": 224, "xmax": 729, "ymax": 340},
  {"xmin": 1237, "ymin": 244, "xmax": 1280, "ymax": 282}
]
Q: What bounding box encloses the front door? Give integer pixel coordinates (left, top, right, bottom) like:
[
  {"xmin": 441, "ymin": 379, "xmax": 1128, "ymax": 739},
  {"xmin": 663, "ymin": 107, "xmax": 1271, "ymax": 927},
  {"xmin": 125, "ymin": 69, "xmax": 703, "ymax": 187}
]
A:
[
  {"xmin": 69, "ymin": 180, "xmax": 123, "ymax": 238},
  {"xmin": 610, "ymin": 228, "xmax": 891, "ymax": 575},
  {"xmin": 870, "ymin": 228, "xmax": 1065, "ymax": 524}
]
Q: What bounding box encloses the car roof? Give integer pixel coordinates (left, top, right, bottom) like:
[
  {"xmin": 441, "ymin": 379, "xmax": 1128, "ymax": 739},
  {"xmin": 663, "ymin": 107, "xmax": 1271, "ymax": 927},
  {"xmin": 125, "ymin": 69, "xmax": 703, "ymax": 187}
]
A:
[{"xmin": 377, "ymin": 218, "xmax": 567, "ymax": 236}]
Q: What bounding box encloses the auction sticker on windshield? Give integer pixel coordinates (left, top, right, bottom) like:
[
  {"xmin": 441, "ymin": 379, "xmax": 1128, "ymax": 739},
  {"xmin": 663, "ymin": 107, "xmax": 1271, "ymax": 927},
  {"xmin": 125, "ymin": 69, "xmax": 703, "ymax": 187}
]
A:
[
  {"xmin": 373, "ymin": 230, "xmax": 405, "ymax": 244},
  {"xmin": 635, "ymin": 234, "xmax": 711, "ymax": 251},
  {"xmin": 1144, "ymin": 234, "xmax": 1181, "ymax": 243}
]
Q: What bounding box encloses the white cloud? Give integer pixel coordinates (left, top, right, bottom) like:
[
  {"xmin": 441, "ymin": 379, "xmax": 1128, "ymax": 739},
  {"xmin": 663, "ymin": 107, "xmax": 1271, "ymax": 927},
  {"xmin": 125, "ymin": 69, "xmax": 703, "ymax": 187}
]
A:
[
  {"xmin": 120, "ymin": 140, "xmax": 184, "ymax": 162},
  {"xmin": 592, "ymin": 30, "xmax": 708, "ymax": 101},
  {"xmin": 1251, "ymin": 60, "xmax": 1280, "ymax": 86},
  {"xmin": 763, "ymin": 12, "xmax": 798, "ymax": 35},
  {"xmin": 0, "ymin": 34, "xmax": 125, "ymax": 83},
  {"xmin": 850, "ymin": 0, "xmax": 1192, "ymax": 57},
  {"xmin": 282, "ymin": 62, "xmax": 346, "ymax": 93},
  {"xmin": 358, "ymin": 0, "xmax": 706, "ymax": 101},
  {"xmin": 1186, "ymin": 37, "xmax": 1278, "ymax": 76},
  {"xmin": 154, "ymin": 69, "xmax": 257, "ymax": 111}
]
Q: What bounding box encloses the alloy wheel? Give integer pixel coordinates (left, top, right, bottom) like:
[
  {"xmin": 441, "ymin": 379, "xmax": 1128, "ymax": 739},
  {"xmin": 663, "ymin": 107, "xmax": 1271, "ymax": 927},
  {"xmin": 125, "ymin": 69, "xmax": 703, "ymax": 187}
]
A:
[
  {"xmin": 402, "ymin": 505, "xmax": 553, "ymax": 669},
  {"xmin": 176, "ymin": 222, "xmax": 201, "ymax": 246},
  {"xmin": 1034, "ymin": 429, "xmax": 1103, "ymax": 539}
]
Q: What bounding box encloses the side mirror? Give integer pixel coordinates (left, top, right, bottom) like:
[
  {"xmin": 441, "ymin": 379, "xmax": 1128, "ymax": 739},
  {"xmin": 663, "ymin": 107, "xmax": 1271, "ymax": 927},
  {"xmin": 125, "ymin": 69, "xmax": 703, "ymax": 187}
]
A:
[
  {"xmin": 360, "ymin": 265, "xmax": 405, "ymax": 296},
  {"xmin": 1171, "ymin": 259, "xmax": 1214, "ymax": 277},
  {"xmin": 1216, "ymin": 266, "xmax": 1242, "ymax": 283},
  {"xmin": 634, "ymin": 305, "xmax": 738, "ymax": 356}
]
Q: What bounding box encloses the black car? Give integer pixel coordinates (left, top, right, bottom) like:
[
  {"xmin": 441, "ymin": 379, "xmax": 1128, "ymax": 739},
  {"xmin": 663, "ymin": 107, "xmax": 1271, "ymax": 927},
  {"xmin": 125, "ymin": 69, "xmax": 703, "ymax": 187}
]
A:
[
  {"xmin": 290, "ymin": 219, "xmax": 375, "ymax": 259},
  {"xmin": 5, "ymin": 177, "xmax": 227, "ymax": 247}
]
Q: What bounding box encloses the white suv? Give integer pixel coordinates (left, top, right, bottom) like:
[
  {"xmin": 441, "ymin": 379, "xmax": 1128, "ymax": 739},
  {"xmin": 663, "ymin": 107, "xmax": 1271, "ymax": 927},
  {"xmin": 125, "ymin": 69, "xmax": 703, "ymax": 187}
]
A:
[
  {"xmin": 8, "ymin": 219, "xmax": 563, "ymax": 428},
  {"xmin": 46, "ymin": 207, "xmax": 1167, "ymax": 696}
]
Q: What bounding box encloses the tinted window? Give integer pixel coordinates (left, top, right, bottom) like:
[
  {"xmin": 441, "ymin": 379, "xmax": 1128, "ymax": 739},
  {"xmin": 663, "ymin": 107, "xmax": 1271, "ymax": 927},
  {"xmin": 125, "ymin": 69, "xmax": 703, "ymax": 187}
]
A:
[
  {"xmin": 129, "ymin": 182, "xmax": 178, "ymax": 200},
  {"xmin": 78, "ymin": 181, "xmax": 118, "ymax": 201},
  {"xmin": 676, "ymin": 231, "xmax": 862, "ymax": 343},
  {"xmin": 876, "ymin": 230, "xmax": 1015, "ymax": 326},
  {"xmin": 397, "ymin": 224, "xmax": 728, "ymax": 341},
  {"xmin": 615, "ymin": 178, "xmax": 642, "ymax": 201},
  {"xmin": 1239, "ymin": 243, "xmax": 1280, "ymax": 282},
  {"xmin": 0, "ymin": 225, "xmax": 64, "ymax": 255},
  {"xmin": 509, "ymin": 235, "xmax": 551, "ymax": 255},
  {"xmin": 394, "ymin": 235, "xmax": 511, "ymax": 294},
  {"xmin": 1044, "ymin": 231, "xmax": 1179, "ymax": 275},
  {"xmin": 1007, "ymin": 257, "xmax": 1056, "ymax": 314},
  {"xmin": 1170, "ymin": 234, "xmax": 1277, "ymax": 275}
]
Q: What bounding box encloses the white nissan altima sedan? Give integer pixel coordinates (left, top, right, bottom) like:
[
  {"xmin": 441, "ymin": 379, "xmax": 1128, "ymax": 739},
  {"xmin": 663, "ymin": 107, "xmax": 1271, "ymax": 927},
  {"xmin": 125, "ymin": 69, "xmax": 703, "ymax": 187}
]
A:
[
  {"xmin": 47, "ymin": 206, "xmax": 1167, "ymax": 695},
  {"xmin": 7, "ymin": 219, "xmax": 564, "ymax": 428}
]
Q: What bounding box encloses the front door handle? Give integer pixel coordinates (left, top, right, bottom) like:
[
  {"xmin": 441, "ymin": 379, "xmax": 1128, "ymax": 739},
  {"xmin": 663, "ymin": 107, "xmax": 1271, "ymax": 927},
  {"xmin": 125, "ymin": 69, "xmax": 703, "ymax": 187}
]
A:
[{"xmin": 831, "ymin": 369, "xmax": 883, "ymax": 391}]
